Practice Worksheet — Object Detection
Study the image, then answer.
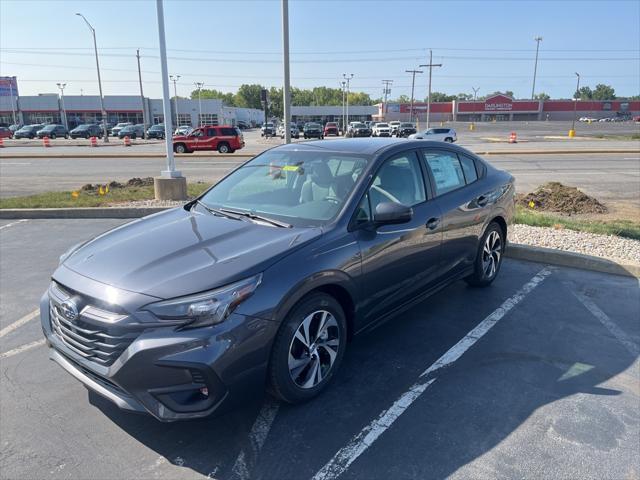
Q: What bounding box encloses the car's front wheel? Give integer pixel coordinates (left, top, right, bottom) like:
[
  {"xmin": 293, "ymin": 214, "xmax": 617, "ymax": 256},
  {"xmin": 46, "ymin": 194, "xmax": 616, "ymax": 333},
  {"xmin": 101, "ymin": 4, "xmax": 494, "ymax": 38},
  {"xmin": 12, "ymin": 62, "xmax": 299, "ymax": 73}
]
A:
[
  {"xmin": 465, "ymin": 221, "xmax": 505, "ymax": 287},
  {"xmin": 269, "ymin": 292, "xmax": 347, "ymax": 403}
]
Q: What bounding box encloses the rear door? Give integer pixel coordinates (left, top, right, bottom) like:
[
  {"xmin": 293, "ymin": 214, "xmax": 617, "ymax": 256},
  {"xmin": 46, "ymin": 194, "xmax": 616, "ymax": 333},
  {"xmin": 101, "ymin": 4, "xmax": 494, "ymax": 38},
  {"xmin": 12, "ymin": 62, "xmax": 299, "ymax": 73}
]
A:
[
  {"xmin": 420, "ymin": 148, "xmax": 489, "ymax": 275},
  {"xmin": 354, "ymin": 150, "xmax": 443, "ymax": 321}
]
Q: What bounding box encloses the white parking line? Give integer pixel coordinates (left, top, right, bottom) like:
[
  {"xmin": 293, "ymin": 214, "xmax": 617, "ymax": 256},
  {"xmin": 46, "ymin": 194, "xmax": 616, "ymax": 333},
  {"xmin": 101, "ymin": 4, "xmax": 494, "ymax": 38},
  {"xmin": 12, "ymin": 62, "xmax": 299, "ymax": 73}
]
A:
[
  {"xmin": 231, "ymin": 398, "xmax": 280, "ymax": 480},
  {"xmin": 0, "ymin": 219, "xmax": 29, "ymax": 231},
  {"xmin": 0, "ymin": 309, "xmax": 39, "ymax": 338},
  {"xmin": 572, "ymin": 289, "xmax": 639, "ymax": 357},
  {"xmin": 0, "ymin": 339, "xmax": 46, "ymax": 359},
  {"xmin": 312, "ymin": 267, "xmax": 553, "ymax": 480}
]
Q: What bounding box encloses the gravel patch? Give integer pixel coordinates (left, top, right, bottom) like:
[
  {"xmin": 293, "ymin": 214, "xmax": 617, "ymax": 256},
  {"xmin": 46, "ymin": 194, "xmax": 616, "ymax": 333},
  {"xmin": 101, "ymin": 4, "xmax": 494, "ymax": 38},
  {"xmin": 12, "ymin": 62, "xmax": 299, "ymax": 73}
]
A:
[{"xmin": 509, "ymin": 224, "xmax": 640, "ymax": 264}]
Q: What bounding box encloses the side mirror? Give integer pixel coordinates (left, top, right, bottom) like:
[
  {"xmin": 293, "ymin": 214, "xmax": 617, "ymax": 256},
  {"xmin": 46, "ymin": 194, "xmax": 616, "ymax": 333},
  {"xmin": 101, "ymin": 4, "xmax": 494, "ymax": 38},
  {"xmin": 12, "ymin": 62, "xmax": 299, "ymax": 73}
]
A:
[{"xmin": 373, "ymin": 202, "xmax": 413, "ymax": 226}]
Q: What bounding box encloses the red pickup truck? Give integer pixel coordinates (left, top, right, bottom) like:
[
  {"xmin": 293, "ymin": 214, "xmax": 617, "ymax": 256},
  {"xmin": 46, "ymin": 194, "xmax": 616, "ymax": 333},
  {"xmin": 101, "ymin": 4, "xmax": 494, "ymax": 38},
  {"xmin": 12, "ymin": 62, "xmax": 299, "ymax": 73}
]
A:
[{"xmin": 173, "ymin": 125, "xmax": 244, "ymax": 154}]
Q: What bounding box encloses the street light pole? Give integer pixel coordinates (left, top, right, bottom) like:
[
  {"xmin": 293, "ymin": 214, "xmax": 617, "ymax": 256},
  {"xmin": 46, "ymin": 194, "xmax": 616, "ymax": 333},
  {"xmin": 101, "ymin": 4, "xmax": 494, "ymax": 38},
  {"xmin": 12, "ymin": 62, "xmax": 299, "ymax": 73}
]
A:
[
  {"xmin": 419, "ymin": 50, "xmax": 442, "ymax": 129},
  {"xmin": 343, "ymin": 73, "xmax": 353, "ymax": 129},
  {"xmin": 341, "ymin": 81, "xmax": 346, "ymax": 134},
  {"xmin": 571, "ymin": 72, "xmax": 580, "ymax": 137},
  {"xmin": 8, "ymin": 78, "xmax": 17, "ymax": 126},
  {"xmin": 56, "ymin": 83, "xmax": 68, "ymax": 129},
  {"xmin": 194, "ymin": 82, "xmax": 204, "ymax": 126},
  {"xmin": 169, "ymin": 75, "xmax": 180, "ymax": 127},
  {"xmin": 281, "ymin": 0, "xmax": 292, "ymax": 144},
  {"xmin": 531, "ymin": 36, "xmax": 543, "ymax": 100},
  {"xmin": 136, "ymin": 49, "xmax": 147, "ymax": 132},
  {"xmin": 76, "ymin": 13, "xmax": 109, "ymax": 142},
  {"xmin": 406, "ymin": 69, "xmax": 423, "ymax": 123},
  {"xmin": 381, "ymin": 79, "xmax": 393, "ymax": 121}
]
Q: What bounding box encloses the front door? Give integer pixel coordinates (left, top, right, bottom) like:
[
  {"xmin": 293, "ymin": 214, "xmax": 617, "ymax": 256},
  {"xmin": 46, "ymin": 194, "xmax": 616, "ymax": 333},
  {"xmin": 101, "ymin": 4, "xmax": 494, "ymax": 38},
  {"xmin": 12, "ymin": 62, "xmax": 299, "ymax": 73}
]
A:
[{"xmin": 354, "ymin": 150, "xmax": 443, "ymax": 322}]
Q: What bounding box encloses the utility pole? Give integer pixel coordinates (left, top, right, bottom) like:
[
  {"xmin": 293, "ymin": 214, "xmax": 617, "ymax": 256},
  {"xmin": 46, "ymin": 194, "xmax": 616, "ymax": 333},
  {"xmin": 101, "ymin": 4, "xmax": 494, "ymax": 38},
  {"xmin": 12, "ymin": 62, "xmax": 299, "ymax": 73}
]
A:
[
  {"xmin": 343, "ymin": 73, "xmax": 353, "ymax": 129},
  {"xmin": 341, "ymin": 80, "xmax": 346, "ymax": 134},
  {"xmin": 56, "ymin": 83, "xmax": 67, "ymax": 129},
  {"xmin": 281, "ymin": 0, "xmax": 292, "ymax": 144},
  {"xmin": 405, "ymin": 69, "xmax": 423, "ymax": 123},
  {"xmin": 9, "ymin": 78, "xmax": 17, "ymax": 125},
  {"xmin": 76, "ymin": 13, "xmax": 109, "ymax": 142},
  {"xmin": 531, "ymin": 36, "xmax": 543, "ymax": 100},
  {"xmin": 169, "ymin": 74, "xmax": 180, "ymax": 126},
  {"xmin": 419, "ymin": 50, "xmax": 442, "ymax": 129},
  {"xmin": 194, "ymin": 82, "xmax": 204, "ymax": 126},
  {"xmin": 570, "ymin": 72, "xmax": 580, "ymax": 137},
  {"xmin": 136, "ymin": 49, "xmax": 147, "ymax": 132},
  {"xmin": 381, "ymin": 79, "xmax": 393, "ymax": 121}
]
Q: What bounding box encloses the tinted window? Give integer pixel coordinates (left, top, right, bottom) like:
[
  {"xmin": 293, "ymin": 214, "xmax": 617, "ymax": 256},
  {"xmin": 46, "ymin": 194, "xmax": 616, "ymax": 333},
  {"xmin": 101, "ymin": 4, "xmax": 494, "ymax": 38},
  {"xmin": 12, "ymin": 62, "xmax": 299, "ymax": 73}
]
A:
[
  {"xmin": 459, "ymin": 154, "xmax": 478, "ymax": 183},
  {"xmin": 369, "ymin": 153, "xmax": 426, "ymax": 209},
  {"xmin": 221, "ymin": 128, "xmax": 237, "ymax": 136},
  {"xmin": 422, "ymin": 150, "xmax": 466, "ymax": 196},
  {"xmin": 206, "ymin": 128, "xmax": 217, "ymax": 136}
]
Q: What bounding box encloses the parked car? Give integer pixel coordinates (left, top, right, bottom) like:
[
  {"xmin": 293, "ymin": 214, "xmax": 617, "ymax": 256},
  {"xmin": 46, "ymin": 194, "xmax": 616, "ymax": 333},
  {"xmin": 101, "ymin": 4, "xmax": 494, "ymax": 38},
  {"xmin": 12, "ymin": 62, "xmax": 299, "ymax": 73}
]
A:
[
  {"xmin": 111, "ymin": 122, "xmax": 133, "ymax": 137},
  {"xmin": 409, "ymin": 128, "xmax": 457, "ymax": 143},
  {"xmin": 388, "ymin": 121, "xmax": 402, "ymax": 136},
  {"xmin": 0, "ymin": 126, "xmax": 14, "ymax": 139},
  {"xmin": 42, "ymin": 137, "xmax": 514, "ymax": 421},
  {"xmin": 173, "ymin": 125, "xmax": 244, "ymax": 154},
  {"xmin": 633, "ymin": 115, "xmax": 640, "ymax": 123},
  {"xmin": 70, "ymin": 124, "xmax": 103, "ymax": 139},
  {"xmin": 372, "ymin": 123, "xmax": 391, "ymax": 137},
  {"xmin": 349, "ymin": 122, "xmax": 371, "ymax": 137},
  {"xmin": 101, "ymin": 122, "xmax": 115, "ymax": 135},
  {"xmin": 175, "ymin": 125, "xmax": 193, "ymax": 136},
  {"xmin": 237, "ymin": 121, "xmax": 250, "ymax": 130},
  {"xmin": 37, "ymin": 124, "xmax": 68, "ymax": 139},
  {"xmin": 324, "ymin": 122, "xmax": 340, "ymax": 136},
  {"xmin": 278, "ymin": 123, "xmax": 300, "ymax": 139},
  {"xmin": 9, "ymin": 124, "xmax": 22, "ymax": 133},
  {"xmin": 118, "ymin": 124, "xmax": 145, "ymax": 139},
  {"xmin": 13, "ymin": 124, "xmax": 44, "ymax": 139},
  {"xmin": 303, "ymin": 122, "xmax": 324, "ymax": 139},
  {"xmin": 261, "ymin": 123, "xmax": 276, "ymax": 137},
  {"xmin": 397, "ymin": 122, "xmax": 417, "ymax": 138},
  {"xmin": 146, "ymin": 124, "xmax": 167, "ymax": 139}
]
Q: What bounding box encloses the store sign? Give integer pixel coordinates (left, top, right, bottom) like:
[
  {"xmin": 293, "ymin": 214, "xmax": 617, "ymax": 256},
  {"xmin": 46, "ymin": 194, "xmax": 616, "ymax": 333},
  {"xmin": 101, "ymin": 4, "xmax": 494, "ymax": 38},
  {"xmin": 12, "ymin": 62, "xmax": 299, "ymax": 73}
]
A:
[
  {"xmin": 484, "ymin": 101, "xmax": 512, "ymax": 111},
  {"xmin": 0, "ymin": 76, "xmax": 18, "ymax": 96}
]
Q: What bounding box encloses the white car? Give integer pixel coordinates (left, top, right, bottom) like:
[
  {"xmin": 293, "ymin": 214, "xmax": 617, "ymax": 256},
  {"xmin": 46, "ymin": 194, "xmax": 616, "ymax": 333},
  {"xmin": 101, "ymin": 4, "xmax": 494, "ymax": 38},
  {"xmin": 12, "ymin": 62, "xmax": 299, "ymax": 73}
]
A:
[
  {"xmin": 372, "ymin": 123, "xmax": 391, "ymax": 137},
  {"xmin": 174, "ymin": 125, "xmax": 193, "ymax": 136},
  {"xmin": 388, "ymin": 121, "xmax": 401, "ymax": 136},
  {"xmin": 278, "ymin": 123, "xmax": 300, "ymax": 139},
  {"xmin": 409, "ymin": 127, "xmax": 457, "ymax": 143}
]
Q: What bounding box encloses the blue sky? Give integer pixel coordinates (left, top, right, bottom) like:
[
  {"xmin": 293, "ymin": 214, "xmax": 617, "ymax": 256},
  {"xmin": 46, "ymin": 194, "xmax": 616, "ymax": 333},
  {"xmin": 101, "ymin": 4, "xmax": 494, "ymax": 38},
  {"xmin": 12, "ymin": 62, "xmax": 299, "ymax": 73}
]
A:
[{"xmin": 1, "ymin": 0, "xmax": 638, "ymax": 100}]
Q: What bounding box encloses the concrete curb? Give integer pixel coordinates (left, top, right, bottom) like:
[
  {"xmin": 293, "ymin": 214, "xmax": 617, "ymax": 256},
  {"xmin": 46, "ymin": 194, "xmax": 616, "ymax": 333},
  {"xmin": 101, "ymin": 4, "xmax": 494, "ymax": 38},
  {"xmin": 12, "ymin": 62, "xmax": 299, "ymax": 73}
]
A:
[
  {"xmin": 0, "ymin": 149, "xmax": 638, "ymax": 159},
  {"xmin": 2, "ymin": 205, "xmax": 638, "ymax": 278},
  {"xmin": 505, "ymin": 243, "xmax": 640, "ymax": 278}
]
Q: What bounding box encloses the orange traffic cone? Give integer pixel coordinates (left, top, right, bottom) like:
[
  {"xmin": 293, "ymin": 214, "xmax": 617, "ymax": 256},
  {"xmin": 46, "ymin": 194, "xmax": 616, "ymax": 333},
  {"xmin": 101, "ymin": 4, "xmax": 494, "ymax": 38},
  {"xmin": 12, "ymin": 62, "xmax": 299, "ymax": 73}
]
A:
[
  {"xmin": 509, "ymin": 131, "xmax": 517, "ymax": 143},
  {"xmin": 124, "ymin": 136, "xmax": 131, "ymax": 147},
  {"xmin": 43, "ymin": 136, "xmax": 51, "ymax": 147},
  {"xmin": 90, "ymin": 136, "xmax": 98, "ymax": 147}
]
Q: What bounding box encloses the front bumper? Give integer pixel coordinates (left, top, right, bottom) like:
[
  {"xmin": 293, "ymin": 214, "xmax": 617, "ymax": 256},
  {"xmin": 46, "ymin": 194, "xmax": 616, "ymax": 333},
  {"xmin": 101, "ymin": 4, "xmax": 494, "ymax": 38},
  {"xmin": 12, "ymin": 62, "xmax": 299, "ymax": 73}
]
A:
[{"xmin": 40, "ymin": 291, "xmax": 279, "ymax": 421}]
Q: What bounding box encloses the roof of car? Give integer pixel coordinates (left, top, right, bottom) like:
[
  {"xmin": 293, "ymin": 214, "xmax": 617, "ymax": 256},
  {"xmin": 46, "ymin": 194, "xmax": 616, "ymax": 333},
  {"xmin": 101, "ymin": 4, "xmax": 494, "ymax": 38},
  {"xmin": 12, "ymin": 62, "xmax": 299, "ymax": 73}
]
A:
[{"xmin": 275, "ymin": 138, "xmax": 473, "ymax": 156}]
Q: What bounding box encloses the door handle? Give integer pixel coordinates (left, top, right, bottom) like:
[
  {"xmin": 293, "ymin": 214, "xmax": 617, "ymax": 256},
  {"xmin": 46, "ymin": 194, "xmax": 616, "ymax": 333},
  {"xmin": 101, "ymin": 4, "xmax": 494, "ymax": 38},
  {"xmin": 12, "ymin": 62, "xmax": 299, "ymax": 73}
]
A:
[
  {"xmin": 426, "ymin": 217, "xmax": 440, "ymax": 230},
  {"xmin": 476, "ymin": 195, "xmax": 489, "ymax": 207}
]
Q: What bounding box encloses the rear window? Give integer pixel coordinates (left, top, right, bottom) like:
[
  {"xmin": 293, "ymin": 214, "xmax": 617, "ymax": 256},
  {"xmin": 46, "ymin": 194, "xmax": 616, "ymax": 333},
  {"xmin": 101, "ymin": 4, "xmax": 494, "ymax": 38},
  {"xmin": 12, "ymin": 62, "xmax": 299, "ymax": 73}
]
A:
[{"xmin": 221, "ymin": 127, "xmax": 237, "ymax": 136}]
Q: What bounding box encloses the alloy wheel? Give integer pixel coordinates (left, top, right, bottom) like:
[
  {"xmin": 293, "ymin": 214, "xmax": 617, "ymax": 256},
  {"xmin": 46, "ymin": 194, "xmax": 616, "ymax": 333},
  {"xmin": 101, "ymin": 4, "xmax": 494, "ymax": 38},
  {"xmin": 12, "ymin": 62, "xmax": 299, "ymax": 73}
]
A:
[
  {"xmin": 482, "ymin": 230, "xmax": 502, "ymax": 279},
  {"xmin": 288, "ymin": 310, "xmax": 340, "ymax": 389}
]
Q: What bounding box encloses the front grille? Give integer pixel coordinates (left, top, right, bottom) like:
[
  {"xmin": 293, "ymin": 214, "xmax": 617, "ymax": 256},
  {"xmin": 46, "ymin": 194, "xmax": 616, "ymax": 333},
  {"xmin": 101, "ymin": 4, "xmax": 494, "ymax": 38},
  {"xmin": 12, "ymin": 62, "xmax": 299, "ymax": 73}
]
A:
[{"xmin": 49, "ymin": 284, "xmax": 139, "ymax": 367}]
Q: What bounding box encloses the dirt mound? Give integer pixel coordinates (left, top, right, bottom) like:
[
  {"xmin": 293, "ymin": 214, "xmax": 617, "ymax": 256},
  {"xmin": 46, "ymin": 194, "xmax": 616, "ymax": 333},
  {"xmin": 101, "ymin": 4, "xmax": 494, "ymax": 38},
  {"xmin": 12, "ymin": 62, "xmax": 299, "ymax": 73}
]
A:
[
  {"xmin": 77, "ymin": 177, "xmax": 153, "ymax": 192},
  {"xmin": 519, "ymin": 182, "xmax": 607, "ymax": 215},
  {"xmin": 126, "ymin": 177, "xmax": 154, "ymax": 187}
]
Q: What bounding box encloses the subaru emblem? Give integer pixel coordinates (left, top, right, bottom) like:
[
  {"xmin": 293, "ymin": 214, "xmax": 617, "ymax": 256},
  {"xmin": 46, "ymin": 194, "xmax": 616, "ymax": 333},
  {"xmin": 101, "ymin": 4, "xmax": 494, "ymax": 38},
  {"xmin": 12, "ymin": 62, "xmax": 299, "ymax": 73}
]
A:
[{"xmin": 60, "ymin": 300, "xmax": 79, "ymax": 321}]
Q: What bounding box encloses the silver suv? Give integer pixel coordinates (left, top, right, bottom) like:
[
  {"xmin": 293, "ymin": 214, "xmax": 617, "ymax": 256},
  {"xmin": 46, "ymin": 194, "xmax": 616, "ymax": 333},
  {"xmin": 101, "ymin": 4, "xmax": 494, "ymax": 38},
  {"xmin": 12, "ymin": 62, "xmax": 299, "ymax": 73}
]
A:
[{"xmin": 409, "ymin": 127, "xmax": 457, "ymax": 142}]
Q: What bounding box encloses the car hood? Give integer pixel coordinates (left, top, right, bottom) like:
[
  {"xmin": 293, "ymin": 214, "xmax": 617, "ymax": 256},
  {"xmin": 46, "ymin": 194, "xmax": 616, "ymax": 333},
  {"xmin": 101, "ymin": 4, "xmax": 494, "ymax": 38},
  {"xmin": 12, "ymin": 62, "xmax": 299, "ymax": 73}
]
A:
[
  {"xmin": 61, "ymin": 206, "xmax": 322, "ymax": 299},
  {"xmin": 172, "ymin": 134, "xmax": 190, "ymax": 140}
]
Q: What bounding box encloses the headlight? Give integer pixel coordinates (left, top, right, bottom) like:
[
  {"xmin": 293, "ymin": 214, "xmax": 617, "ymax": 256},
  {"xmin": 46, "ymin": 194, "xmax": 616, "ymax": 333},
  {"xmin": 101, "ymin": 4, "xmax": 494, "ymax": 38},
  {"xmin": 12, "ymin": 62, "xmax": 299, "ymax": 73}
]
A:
[
  {"xmin": 59, "ymin": 242, "xmax": 85, "ymax": 265},
  {"xmin": 143, "ymin": 274, "xmax": 262, "ymax": 329}
]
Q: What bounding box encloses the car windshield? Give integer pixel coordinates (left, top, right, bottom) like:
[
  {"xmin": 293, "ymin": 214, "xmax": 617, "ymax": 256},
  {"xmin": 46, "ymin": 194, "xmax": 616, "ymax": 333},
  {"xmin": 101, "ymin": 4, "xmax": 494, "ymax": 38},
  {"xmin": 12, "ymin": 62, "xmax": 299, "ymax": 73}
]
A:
[
  {"xmin": 353, "ymin": 123, "xmax": 366, "ymax": 128},
  {"xmin": 400, "ymin": 123, "xmax": 414, "ymax": 127},
  {"xmin": 199, "ymin": 149, "xmax": 369, "ymax": 227},
  {"xmin": 77, "ymin": 124, "xmax": 92, "ymax": 129},
  {"xmin": 377, "ymin": 123, "xmax": 389, "ymax": 128},
  {"xmin": 306, "ymin": 123, "xmax": 320, "ymax": 128},
  {"xmin": 326, "ymin": 123, "xmax": 337, "ymax": 126},
  {"xmin": 115, "ymin": 123, "xmax": 129, "ymax": 127},
  {"xmin": 42, "ymin": 125, "xmax": 56, "ymax": 130}
]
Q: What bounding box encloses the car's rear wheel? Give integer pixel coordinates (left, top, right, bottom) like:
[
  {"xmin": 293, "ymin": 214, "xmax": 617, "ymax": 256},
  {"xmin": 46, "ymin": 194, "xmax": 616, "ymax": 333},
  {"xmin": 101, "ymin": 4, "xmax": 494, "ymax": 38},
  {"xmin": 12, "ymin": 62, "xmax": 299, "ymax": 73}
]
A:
[
  {"xmin": 465, "ymin": 222, "xmax": 505, "ymax": 287},
  {"xmin": 64, "ymin": 134, "xmax": 69, "ymax": 139},
  {"xmin": 444, "ymin": 137, "xmax": 453, "ymax": 143},
  {"xmin": 50, "ymin": 133, "xmax": 56, "ymax": 139},
  {"xmin": 269, "ymin": 292, "xmax": 347, "ymax": 403},
  {"xmin": 85, "ymin": 133, "xmax": 90, "ymax": 139},
  {"xmin": 218, "ymin": 143, "xmax": 230, "ymax": 153}
]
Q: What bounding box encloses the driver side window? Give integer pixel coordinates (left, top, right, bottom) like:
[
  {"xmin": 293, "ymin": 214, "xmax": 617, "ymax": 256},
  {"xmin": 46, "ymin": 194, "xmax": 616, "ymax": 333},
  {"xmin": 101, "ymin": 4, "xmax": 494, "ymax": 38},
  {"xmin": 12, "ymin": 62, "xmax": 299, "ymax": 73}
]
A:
[{"xmin": 368, "ymin": 154, "xmax": 426, "ymax": 213}]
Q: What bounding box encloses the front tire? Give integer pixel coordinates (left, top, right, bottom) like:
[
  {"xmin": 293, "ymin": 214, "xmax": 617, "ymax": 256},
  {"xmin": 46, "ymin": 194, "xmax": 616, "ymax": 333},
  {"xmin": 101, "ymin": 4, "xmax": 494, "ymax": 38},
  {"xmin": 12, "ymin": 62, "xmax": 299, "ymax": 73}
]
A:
[
  {"xmin": 268, "ymin": 293, "xmax": 347, "ymax": 404},
  {"xmin": 174, "ymin": 143, "xmax": 189, "ymax": 154},
  {"xmin": 465, "ymin": 222, "xmax": 505, "ymax": 287}
]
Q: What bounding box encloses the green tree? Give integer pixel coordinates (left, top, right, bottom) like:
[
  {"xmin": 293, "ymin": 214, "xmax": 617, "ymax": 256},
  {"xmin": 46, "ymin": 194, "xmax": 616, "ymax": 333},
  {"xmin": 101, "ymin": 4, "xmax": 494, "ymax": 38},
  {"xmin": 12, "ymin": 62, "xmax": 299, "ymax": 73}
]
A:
[
  {"xmin": 348, "ymin": 91, "xmax": 373, "ymax": 105},
  {"xmin": 575, "ymin": 86, "xmax": 593, "ymax": 100},
  {"xmin": 395, "ymin": 94, "xmax": 411, "ymax": 103},
  {"xmin": 534, "ymin": 92, "xmax": 550, "ymax": 100},
  {"xmin": 592, "ymin": 84, "xmax": 616, "ymax": 100},
  {"xmin": 428, "ymin": 92, "xmax": 455, "ymax": 102},
  {"xmin": 191, "ymin": 88, "xmax": 235, "ymax": 106},
  {"xmin": 234, "ymin": 84, "xmax": 264, "ymax": 109},
  {"xmin": 456, "ymin": 93, "xmax": 473, "ymax": 101},
  {"xmin": 267, "ymin": 86, "xmax": 283, "ymax": 119}
]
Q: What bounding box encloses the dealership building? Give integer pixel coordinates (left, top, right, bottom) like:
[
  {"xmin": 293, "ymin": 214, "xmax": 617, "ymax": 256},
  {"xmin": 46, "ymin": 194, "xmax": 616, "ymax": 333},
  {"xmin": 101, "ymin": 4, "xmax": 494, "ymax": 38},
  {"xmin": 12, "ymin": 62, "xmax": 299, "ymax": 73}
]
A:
[
  {"xmin": 0, "ymin": 91, "xmax": 264, "ymax": 129},
  {"xmin": 376, "ymin": 94, "xmax": 640, "ymax": 122}
]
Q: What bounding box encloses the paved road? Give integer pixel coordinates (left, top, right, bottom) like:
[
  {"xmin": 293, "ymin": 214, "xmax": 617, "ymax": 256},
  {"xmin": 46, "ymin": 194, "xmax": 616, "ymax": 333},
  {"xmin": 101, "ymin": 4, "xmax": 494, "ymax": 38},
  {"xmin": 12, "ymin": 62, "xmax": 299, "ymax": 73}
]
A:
[
  {"xmin": 0, "ymin": 219, "xmax": 638, "ymax": 479},
  {"xmin": 1, "ymin": 153, "xmax": 638, "ymax": 216}
]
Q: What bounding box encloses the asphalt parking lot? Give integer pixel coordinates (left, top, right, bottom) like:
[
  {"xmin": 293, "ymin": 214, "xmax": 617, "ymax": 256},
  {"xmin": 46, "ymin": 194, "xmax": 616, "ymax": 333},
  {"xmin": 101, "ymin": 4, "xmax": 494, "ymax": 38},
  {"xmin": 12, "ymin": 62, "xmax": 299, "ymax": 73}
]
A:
[{"xmin": 1, "ymin": 218, "xmax": 638, "ymax": 479}]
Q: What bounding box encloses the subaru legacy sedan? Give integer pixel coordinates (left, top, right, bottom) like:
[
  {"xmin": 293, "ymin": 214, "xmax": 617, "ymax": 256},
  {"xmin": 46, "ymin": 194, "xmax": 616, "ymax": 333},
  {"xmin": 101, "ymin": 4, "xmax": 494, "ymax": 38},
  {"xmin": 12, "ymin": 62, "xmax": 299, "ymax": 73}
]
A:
[{"xmin": 41, "ymin": 138, "xmax": 514, "ymax": 421}]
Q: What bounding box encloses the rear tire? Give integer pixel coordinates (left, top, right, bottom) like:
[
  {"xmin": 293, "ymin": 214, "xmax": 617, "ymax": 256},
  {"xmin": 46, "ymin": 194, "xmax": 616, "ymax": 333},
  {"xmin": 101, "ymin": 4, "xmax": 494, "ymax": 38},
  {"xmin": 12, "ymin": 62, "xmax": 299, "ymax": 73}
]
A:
[
  {"xmin": 218, "ymin": 143, "xmax": 230, "ymax": 153},
  {"xmin": 444, "ymin": 137, "xmax": 453, "ymax": 143},
  {"xmin": 268, "ymin": 293, "xmax": 347, "ymax": 404},
  {"xmin": 50, "ymin": 134, "xmax": 56, "ymax": 139},
  {"xmin": 465, "ymin": 222, "xmax": 505, "ymax": 287}
]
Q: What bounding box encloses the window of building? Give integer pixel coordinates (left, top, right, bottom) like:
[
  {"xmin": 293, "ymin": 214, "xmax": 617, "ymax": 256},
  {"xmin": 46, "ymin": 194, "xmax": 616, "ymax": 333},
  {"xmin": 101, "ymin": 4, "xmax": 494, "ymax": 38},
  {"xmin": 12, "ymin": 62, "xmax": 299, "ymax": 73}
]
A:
[
  {"xmin": 176, "ymin": 114, "xmax": 192, "ymax": 126},
  {"xmin": 115, "ymin": 112, "xmax": 143, "ymax": 124},
  {"xmin": 25, "ymin": 112, "xmax": 59, "ymax": 124},
  {"xmin": 153, "ymin": 115, "xmax": 164, "ymax": 124},
  {"xmin": 199, "ymin": 113, "xmax": 218, "ymax": 126},
  {"xmin": 422, "ymin": 150, "xmax": 466, "ymax": 196}
]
